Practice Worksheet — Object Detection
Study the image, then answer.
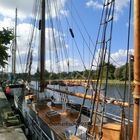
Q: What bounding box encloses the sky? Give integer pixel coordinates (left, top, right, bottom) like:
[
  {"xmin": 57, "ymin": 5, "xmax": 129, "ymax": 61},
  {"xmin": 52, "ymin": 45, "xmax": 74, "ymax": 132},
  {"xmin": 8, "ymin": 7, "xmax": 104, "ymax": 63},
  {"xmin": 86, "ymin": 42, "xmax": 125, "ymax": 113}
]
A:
[{"xmin": 0, "ymin": 0, "xmax": 134, "ymax": 74}]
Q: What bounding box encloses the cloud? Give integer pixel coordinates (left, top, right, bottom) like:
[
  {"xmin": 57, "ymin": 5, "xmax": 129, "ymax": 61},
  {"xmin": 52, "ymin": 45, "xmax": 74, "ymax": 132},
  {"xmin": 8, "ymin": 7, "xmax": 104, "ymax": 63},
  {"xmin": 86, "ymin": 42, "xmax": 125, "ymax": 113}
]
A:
[
  {"xmin": 45, "ymin": 28, "xmax": 68, "ymax": 51},
  {"xmin": 126, "ymin": 20, "xmax": 134, "ymax": 27},
  {"xmin": 45, "ymin": 57, "xmax": 81, "ymax": 73},
  {"xmin": 115, "ymin": 0, "xmax": 129, "ymax": 12},
  {"xmin": 86, "ymin": 0, "xmax": 102, "ymax": 10},
  {"xmin": 86, "ymin": 0, "xmax": 129, "ymax": 20},
  {"xmin": 110, "ymin": 49, "xmax": 134, "ymax": 67},
  {"xmin": 91, "ymin": 48, "xmax": 134, "ymax": 70},
  {"xmin": 0, "ymin": 18, "xmax": 14, "ymax": 30},
  {"xmin": 0, "ymin": 16, "xmax": 69, "ymax": 73},
  {"xmin": 60, "ymin": 10, "xmax": 69, "ymax": 17},
  {"xmin": 0, "ymin": 0, "xmax": 33, "ymax": 19},
  {"xmin": 0, "ymin": 0, "xmax": 67, "ymax": 20},
  {"xmin": 16, "ymin": 24, "xmax": 69, "ymax": 73}
]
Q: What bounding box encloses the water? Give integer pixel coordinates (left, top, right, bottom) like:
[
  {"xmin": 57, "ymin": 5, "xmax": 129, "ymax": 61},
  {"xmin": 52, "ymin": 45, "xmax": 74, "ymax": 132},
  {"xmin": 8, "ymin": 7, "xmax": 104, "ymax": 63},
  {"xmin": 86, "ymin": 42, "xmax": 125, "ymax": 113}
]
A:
[{"xmin": 31, "ymin": 81, "xmax": 133, "ymax": 120}]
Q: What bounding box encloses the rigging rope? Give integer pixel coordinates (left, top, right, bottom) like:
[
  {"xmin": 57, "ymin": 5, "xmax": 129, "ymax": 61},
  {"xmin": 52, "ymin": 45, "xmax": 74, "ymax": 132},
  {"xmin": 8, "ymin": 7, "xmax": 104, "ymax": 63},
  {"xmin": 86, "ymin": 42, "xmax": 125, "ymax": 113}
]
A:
[
  {"xmin": 120, "ymin": 0, "xmax": 132, "ymax": 139},
  {"xmin": 99, "ymin": 1, "xmax": 115, "ymax": 138},
  {"xmin": 25, "ymin": 0, "xmax": 40, "ymax": 80},
  {"xmin": 53, "ymin": 0, "xmax": 69, "ymax": 74},
  {"xmin": 60, "ymin": 0, "xmax": 99, "ymax": 68},
  {"xmin": 73, "ymin": 0, "xmax": 116, "ymax": 139},
  {"xmin": 47, "ymin": 0, "xmax": 61, "ymax": 74},
  {"xmin": 74, "ymin": 0, "xmax": 107, "ymax": 134}
]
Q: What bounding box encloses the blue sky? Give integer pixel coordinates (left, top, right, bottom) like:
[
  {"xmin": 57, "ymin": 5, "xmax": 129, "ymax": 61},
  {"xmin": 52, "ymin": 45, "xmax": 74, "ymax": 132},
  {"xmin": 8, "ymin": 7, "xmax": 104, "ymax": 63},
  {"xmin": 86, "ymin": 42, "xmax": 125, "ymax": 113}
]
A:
[{"xmin": 0, "ymin": 0, "xmax": 134, "ymax": 73}]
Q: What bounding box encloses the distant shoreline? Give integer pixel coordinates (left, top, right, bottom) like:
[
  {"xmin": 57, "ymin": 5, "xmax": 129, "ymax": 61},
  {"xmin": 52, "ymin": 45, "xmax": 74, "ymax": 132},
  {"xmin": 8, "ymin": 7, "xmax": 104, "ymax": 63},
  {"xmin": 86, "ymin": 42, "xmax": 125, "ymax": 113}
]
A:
[
  {"xmin": 31, "ymin": 79, "xmax": 133, "ymax": 85},
  {"xmin": 102, "ymin": 80, "xmax": 133, "ymax": 85}
]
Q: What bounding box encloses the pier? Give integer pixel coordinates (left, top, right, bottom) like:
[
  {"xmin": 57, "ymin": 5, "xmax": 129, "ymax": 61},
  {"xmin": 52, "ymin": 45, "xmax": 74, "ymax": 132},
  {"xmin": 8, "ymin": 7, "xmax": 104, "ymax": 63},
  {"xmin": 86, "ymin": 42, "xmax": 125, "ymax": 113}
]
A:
[{"xmin": 0, "ymin": 87, "xmax": 27, "ymax": 140}]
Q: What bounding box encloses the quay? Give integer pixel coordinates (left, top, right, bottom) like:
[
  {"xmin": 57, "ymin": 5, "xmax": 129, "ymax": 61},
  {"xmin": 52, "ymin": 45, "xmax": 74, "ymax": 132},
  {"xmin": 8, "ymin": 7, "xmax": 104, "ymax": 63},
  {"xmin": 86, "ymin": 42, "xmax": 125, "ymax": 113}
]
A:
[{"xmin": 0, "ymin": 87, "xmax": 27, "ymax": 140}]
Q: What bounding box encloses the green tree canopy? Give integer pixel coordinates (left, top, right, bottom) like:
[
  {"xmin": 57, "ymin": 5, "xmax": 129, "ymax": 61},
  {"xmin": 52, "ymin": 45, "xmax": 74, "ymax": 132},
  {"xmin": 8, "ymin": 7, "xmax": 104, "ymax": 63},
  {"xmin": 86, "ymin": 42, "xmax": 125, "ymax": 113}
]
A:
[
  {"xmin": 0, "ymin": 28, "xmax": 13, "ymax": 68},
  {"xmin": 102, "ymin": 62, "xmax": 116, "ymax": 79},
  {"xmin": 114, "ymin": 62, "xmax": 134, "ymax": 81}
]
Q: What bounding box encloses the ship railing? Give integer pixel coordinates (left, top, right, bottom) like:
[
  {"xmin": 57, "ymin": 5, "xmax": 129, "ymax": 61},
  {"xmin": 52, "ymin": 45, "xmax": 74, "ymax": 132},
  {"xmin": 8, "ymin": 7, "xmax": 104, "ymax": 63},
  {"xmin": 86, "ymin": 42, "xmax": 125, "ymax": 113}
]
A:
[
  {"xmin": 26, "ymin": 111, "xmax": 52, "ymax": 140},
  {"xmin": 105, "ymin": 112, "xmax": 133, "ymax": 123},
  {"xmin": 92, "ymin": 110, "xmax": 133, "ymax": 124}
]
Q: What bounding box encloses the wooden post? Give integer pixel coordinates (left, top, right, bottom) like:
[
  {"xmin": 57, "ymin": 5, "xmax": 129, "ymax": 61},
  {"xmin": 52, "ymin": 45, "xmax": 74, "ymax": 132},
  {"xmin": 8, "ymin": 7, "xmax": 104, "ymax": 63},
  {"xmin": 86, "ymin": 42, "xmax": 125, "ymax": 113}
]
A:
[
  {"xmin": 133, "ymin": 0, "xmax": 140, "ymax": 139},
  {"xmin": 40, "ymin": 0, "xmax": 45, "ymax": 92}
]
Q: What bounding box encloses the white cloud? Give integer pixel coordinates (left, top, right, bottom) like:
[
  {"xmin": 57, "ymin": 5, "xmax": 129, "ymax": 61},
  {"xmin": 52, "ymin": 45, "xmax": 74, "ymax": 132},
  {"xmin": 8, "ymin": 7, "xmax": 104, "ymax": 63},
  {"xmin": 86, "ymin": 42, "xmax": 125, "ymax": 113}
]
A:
[
  {"xmin": 86, "ymin": 0, "xmax": 103, "ymax": 10},
  {"xmin": 0, "ymin": 0, "xmax": 33, "ymax": 19},
  {"xmin": 46, "ymin": 0, "xmax": 66, "ymax": 19},
  {"xmin": 23, "ymin": 48, "xmax": 134, "ymax": 73},
  {"xmin": 126, "ymin": 20, "xmax": 134, "ymax": 27},
  {"xmin": 45, "ymin": 57, "xmax": 81, "ymax": 73},
  {"xmin": 0, "ymin": 0, "xmax": 66, "ymax": 20},
  {"xmin": 0, "ymin": 18, "xmax": 14, "ymax": 30},
  {"xmin": 115, "ymin": 0, "xmax": 129, "ymax": 12},
  {"xmin": 86, "ymin": 0, "xmax": 129, "ymax": 20},
  {"xmin": 45, "ymin": 28, "xmax": 68, "ymax": 53},
  {"xmin": 60, "ymin": 10, "xmax": 69, "ymax": 16},
  {"xmin": 0, "ymin": 0, "xmax": 69, "ymax": 73},
  {"xmin": 110, "ymin": 49, "xmax": 134, "ymax": 67},
  {"xmin": 91, "ymin": 48, "xmax": 134, "ymax": 70},
  {"xmin": 15, "ymin": 24, "xmax": 69, "ymax": 73},
  {"xmin": 9, "ymin": 23, "xmax": 38, "ymax": 73},
  {"xmin": 0, "ymin": 18, "xmax": 69, "ymax": 73}
]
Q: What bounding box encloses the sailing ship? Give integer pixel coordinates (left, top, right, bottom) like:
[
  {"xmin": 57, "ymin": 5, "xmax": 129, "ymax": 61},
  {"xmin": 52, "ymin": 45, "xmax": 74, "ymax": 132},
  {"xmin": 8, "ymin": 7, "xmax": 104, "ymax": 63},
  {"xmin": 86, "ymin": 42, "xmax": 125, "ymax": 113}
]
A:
[
  {"xmin": 1, "ymin": 8, "xmax": 26, "ymax": 112},
  {"xmin": 5, "ymin": 0, "xmax": 140, "ymax": 140}
]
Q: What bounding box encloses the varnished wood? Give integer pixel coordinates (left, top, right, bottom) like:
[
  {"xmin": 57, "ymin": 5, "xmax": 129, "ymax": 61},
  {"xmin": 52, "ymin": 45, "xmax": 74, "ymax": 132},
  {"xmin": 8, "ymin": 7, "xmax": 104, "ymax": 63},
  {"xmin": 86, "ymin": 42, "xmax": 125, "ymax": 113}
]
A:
[
  {"xmin": 25, "ymin": 95, "xmax": 131, "ymax": 140},
  {"xmin": 46, "ymin": 87, "xmax": 129, "ymax": 107},
  {"xmin": 40, "ymin": 0, "xmax": 45, "ymax": 92},
  {"xmin": 26, "ymin": 96, "xmax": 89, "ymax": 140},
  {"xmin": 90, "ymin": 123, "xmax": 121, "ymax": 140},
  {"xmin": 70, "ymin": 135, "xmax": 80, "ymax": 140},
  {"xmin": 133, "ymin": 0, "xmax": 140, "ymax": 140}
]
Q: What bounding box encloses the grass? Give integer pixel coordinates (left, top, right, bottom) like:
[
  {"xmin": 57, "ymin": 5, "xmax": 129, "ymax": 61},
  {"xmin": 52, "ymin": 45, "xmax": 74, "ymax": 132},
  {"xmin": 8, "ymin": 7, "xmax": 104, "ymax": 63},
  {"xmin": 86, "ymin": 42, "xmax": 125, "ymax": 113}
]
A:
[{"xmin": 102, "ymin": 80, "xmax": 133, "ymax": 85}]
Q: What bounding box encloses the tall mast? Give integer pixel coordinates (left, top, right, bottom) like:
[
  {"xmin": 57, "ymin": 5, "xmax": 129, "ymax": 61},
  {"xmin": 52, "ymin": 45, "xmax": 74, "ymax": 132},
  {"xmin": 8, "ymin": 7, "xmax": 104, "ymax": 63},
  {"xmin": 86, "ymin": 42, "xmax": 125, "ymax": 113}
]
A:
[
  {"xmin": 40, "ymin": 0, "xmax": 45, "ymax": 92},
  {"xmin": 133, "ymin": 0, "xmax": 140, "ymax": 139},
  {"xmin": 12, "ymin": 8, "xmax": 17, "ymax": 75}
]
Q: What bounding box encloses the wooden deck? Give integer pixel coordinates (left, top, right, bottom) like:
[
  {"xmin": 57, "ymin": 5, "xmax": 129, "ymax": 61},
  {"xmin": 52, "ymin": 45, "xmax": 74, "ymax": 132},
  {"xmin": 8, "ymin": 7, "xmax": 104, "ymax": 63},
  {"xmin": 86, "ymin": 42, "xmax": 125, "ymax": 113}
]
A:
[
  {"xmin": 25, "ymin": 95, "xmax": 131, "ymax": 140},
  {"xmin": 27, "ymin": 98, "xmax": 89, "ymax": 140}
]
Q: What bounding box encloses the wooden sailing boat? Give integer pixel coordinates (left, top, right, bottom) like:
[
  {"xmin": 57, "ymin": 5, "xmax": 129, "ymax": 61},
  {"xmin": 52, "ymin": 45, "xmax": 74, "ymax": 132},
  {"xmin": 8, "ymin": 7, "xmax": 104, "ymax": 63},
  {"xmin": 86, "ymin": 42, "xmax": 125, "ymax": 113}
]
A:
[
  {"xmin": 3, "ymin": 8, "xmax": 24, "ymax": 98},
  {"xmin": 12, "ymin": 0, "xmax": 139, "ymax": 140}
]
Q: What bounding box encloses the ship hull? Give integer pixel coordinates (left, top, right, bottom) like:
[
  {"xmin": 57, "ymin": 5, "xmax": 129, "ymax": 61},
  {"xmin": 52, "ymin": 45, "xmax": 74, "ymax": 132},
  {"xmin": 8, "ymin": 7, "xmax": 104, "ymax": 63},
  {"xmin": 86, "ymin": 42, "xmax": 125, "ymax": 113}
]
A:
[{"xmin": 13, "ymin": 88, "xmax": 63, "ymax": 140}]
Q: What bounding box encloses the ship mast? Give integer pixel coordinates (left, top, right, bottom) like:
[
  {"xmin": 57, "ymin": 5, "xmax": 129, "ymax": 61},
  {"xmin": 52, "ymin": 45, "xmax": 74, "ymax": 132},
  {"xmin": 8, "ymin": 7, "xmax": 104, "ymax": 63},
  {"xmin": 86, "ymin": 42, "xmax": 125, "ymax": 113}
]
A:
[
  {"xmin": 40, "ymin": 0, "xmax": 45, "ymax": 92},
  {"xmin": 12, "ymin": 8, "xmax": 17, "ymax": 75},
  {"xmin": 133, "ymin": 0, "xmax": 140, "ymax": 139}
]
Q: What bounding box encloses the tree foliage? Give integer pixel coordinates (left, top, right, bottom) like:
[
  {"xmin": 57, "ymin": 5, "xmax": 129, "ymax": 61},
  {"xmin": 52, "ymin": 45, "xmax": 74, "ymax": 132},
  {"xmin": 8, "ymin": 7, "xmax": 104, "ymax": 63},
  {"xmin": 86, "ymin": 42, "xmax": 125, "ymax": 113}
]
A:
[
  {"xmin": 102, "ymin": 62, "xmax": 116, "ymax": 79},
  {"xmin": 0, "ymin": 28, "xmax": 13, "ymax": 68},
  {"xmin": 30, "ymin": 62, "xmax": 133, "ymax": 81},
  {"xmin": 114, "ymin": 62, "xmax": 134, "ymax": 80},
  {"xmin": 15, "ymin": 61, "xmax": 134, "ymax": 82}
]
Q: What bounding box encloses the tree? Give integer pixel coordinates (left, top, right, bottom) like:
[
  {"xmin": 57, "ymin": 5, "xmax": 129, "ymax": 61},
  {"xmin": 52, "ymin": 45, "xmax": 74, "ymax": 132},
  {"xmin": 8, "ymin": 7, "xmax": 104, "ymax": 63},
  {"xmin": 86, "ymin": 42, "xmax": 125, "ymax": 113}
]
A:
[
  {"xmin": 114, "ymin": 62, "xmax": 134, "ymax": 81},
  {"xmin": 114, "ymin": 68, "xmax": 121, "ymax": 80},
  {"xmin": 102, "ymin": 62, "xmax": 116, "ymax": 79},
  {"xmin": 0, "ymin": 45, "xmax": 8, "ymax": 67},
  {"xmin": 0, "ymin": 28, "xmax": 13, "ymax": 68}
]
